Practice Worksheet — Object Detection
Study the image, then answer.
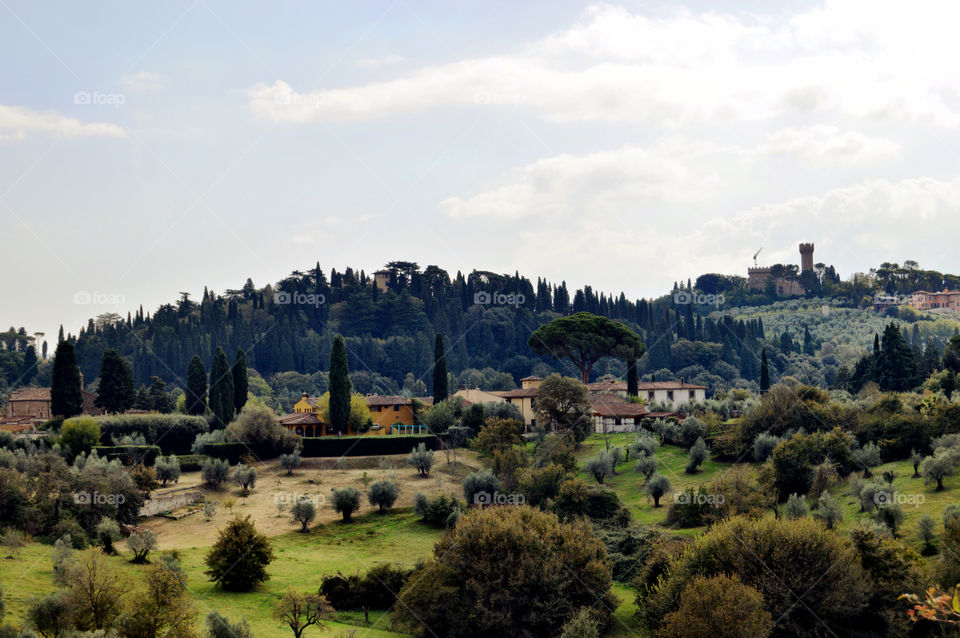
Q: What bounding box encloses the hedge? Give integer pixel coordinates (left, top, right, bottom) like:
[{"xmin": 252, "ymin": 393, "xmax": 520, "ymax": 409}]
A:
[
  {"xmin": 93, "ymin": 414, "xmax": 209, "ymax": 454},
  {"xmin": 300, "ymin": 435, "xmax": 441, "ymax": 458},
  {"xmin": 200, "ymin": 435, "xmax": 442, "ymax": 461},
  {"xmin": 174, "ymin": 454, "xmax": 207, "ymax": 472},
  {"xmin": 92, "ymin": 445, "xmax": 161, "ymax": 466}
]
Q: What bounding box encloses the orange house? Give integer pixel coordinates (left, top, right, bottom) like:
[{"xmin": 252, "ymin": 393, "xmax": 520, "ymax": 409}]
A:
[{"xmin": 278, "ymin": 393, "xmax": 431, "ymax": 437}]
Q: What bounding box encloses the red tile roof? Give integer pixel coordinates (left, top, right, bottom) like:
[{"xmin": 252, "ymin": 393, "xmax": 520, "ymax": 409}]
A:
[
  {"xmin": 279, "ymin": 412, "xmax": 322, "ymax": 425},
  {"xmin": 364, "ymin": 395, "xmax": 433, "ymax": 407},
  {"xmin": 492, "ymin": 388, "xmax": 539, "ymax": 399},
  {"xmin": 589, "ymin": 393, "xmax": 649, "ymax": 418},
  {"xmin": 587, "ymin": 381, "xmax": 707, "ymax": 391}
]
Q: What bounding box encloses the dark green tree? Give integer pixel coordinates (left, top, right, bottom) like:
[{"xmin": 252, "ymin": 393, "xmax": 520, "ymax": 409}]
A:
[
  {"xmin": 760, "ymin": 348, "xmax": 770, "ymax": 393},
  {"xmin": 51, "ymin": 341, "xmax": 83, "ymax": 417},
  {"xmin": 209, "ymin": 347, "xmax": 235, "ymax": 426},
  {"xmin": 94, "ymin": 349, "xmax": 134, "ymax": 414},
  {"xmin": 432, "ymin": 333, "xmax": 448, "ymax": 404},
  {"xmin": 21, "ymin": 344, "xmax": 38, "ymax": 383},
  {"xmin": 329, "ymin": 335, "xmax": 351, "ymax": 435},
  {"xmin": 186, "ymin": 355, "xmax": 208, "ymax": 416},
  {"xmin": 528, "ymin": 312, "xmax": 645, "ymax": 383},
  {"xmin": 876, "ymin": 323, "xmax": 917, "ymax": 391},
  {"xmin": 232, "ymin": 348, "xmax": 248, "ymax": 413},
  {"xmin": 626, "ymin": 355, "xmax": 638, "ymax": 397},
  {"xmin": 204, "ymin": 516, "xmax": 274, "ymax": 592}
]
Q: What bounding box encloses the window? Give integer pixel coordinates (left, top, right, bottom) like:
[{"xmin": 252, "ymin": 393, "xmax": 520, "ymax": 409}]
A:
[
  {"xmin": 648, "ymin": 391, "xmax": 654, "ymax": 400},
  {"xmin": 689, "ymin": 390, "xmax": 695, "ymax": 400},
  {"xmin": 667, "ymin": 390, "xmax": 674, "ymax": 400},
  {"xmin": 393, "ymin": 404, "xmax": 400, "ymax": 411}
]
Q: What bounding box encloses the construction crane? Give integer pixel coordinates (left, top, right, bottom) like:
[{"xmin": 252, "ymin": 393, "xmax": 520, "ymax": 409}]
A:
[{"xmin": 753, "ymin": 247, "xmax": 763, "ymax": 267}]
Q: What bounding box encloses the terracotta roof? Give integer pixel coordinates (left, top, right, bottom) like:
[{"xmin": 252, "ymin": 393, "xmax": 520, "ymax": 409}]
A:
[
  {"xmin": 492, "ymin": 388, "xmax": 539, "ymax": 399},
  {"xmin": 587, "ymin": 381, "xmax": 707, "ymax": 391},
  {"xmin": 7, "ymin": 387, "xmax": 98, "ymax": 401},
  {"xmin": 364, "ymin": 395, "xmax": 434, "ymax": 407},
  {"xmin": 0, "ymin": 424, "xmax": 34, "ymax": 433},
  {"xmin": 589, "ymin": 393, "xmax": 649, "ymax": 418},
  {"xmin": 519, "ymin": 375, "xmax": 542, "ymax": 381},
  {"xmin": 279, "ymin": 412, "xmax": 322, "ymax": 425},
  {"xmin": 642, "ymin": 411, "xmax": 681, "ymax": 419}
]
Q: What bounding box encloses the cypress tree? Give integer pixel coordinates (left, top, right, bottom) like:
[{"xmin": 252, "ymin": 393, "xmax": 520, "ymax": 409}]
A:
[
  {"xmin": 232, "ymin": 348, "xmax": 248, "ymax": 413},
  {"xmin": 186, "ymin": 355, "xmax": 208, "ymax": 416},
  {"xmin": 627, "ymin": 355, "xmax": 638, "ymax": 397},
  {"xmin": 760, "ymin": 348, "xmax": 770, "ymax": 393},
  {"xmin": 329, "ymin": 334, "xmax": 351, "ymax": 435},
  {"xmin": 433, "ymin": 333, "xmax": 448, "ymax": 403},
  {"xmin": 21, "ymin": 345, "xmax": 37, "ymax": 383},
  {"xmin": 94, "ymin": 349, "xmax": 134, "ymax": 413},
  {"xmin": 51, "ymin": 341, "xmax": 83, "ymax": 417},
  {"xmin": 209, "ymin": 347, "xmax": 235, "ymax": 426}
]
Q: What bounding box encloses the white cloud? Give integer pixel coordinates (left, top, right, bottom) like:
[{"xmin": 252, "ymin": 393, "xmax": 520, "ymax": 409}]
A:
[
  {"xmin": 118, "ymin": 71, "xmax": 166, "ymax": 92},
  {"xmin": 759, "ymin": 125, "xmax": 899, "ymax": 163},
  {"xmin": 354, "ymin": 54, "xmax": 407, "ymax": 69},
  {"xmin": 245, "ymin": 1, "xmax": 960, "ymax": 126},
  {"xmin": 0, "ymin": 104, "xmax": 127, "ymax": 141}
]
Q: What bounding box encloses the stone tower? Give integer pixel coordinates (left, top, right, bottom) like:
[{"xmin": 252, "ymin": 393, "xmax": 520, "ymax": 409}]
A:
[{"xmin": 799, "ymin": 243, "xmax": 814, "ymax": 272}]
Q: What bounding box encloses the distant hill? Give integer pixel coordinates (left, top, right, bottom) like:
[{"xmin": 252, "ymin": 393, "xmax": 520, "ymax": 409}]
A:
[{"xmin": 5, "ymin": 260, "xmax": 960, "ymax": 406}]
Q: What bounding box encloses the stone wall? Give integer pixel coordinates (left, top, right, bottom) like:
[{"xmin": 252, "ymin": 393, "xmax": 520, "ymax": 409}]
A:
[{"xmin": 139, "ymin": 488, "xmax": 203, "ymax": 517}]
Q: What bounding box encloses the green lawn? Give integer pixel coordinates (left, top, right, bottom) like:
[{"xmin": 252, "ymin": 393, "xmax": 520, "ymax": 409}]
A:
[
  {"xmin": 576, "ymin": 432, "xmax": 733, "ymax": 533},
  {"xmin": 1, "ymin": 510, "xmax": 440, "ymax": 637}
]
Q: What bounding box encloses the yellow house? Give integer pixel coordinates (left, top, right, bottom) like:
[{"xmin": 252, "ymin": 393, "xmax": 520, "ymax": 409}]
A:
[
  {"xmin": 455, "ymin": 376, "xmax": 542, "ymax": 431},
  {"xmin": 278, "ymin": 393, "xmax": 431, "ymax": 437}
]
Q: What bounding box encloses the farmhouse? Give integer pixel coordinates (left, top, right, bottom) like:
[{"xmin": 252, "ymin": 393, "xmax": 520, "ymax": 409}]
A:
[
  {"xmin": 4, "ymin": 387, "xmax": 103, "ymax": 423},
  {"xmin": 278, "ymin": 393, "xmax": 431, "ymax": 437},
  {"xmin": 910, "ymin": 289, "xmax": 960, "ymax": 312}
]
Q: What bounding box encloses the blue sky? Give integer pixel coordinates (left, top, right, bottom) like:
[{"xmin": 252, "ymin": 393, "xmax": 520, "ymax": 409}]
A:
[{"xmin": 3, "ymin": 0, "xmax": 960, "ymax": 346}]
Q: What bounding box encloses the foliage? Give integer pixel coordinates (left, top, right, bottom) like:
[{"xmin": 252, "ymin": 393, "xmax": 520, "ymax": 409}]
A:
[
  {"xmin": 813, "ymin": 492, "xmax": 843, "ymax": 529},
  {"xmin": 474, "ymin": 417, "xmax": 524, "ymax": 457},
  {"xmin": 185, "ymin": 355, "xmax": 207, "ymax": 416},
  {"xmin": 94, "ymin": 349, "xmax": 135, "ymax": 414},
  {"xmin": 61, "ymin": 418, "xmax": 101, "ymax": 458},
  {"xmin": 685, "ymin": 437, "xmax": 707, "ymax": 473},
  {"xmin": 659, "ymin": 574, "xmax": 773, "ymax": 638},
  {"xmin": 274, "ymin": 588, "xmax": 331, "ymax": 638},
  {"xmin": 528, "ymin": 312, "xmax": 645, "ymax": 383},
  {"xmin": 204, "ymin": 516, "xmax": 274, "ymax": 591},
  {"xmin": 407, "ymin": 442, "xmax": 434, "ymax": 476},
  {"xmin": 644, "ymin": 473, "xmax": 671, "ymax": 507},
  {"xmin": 367, "ymin": 479, "xmax": 399, "ymax": 512},
  {"xmin": 319, "ymin": 562, "xmax": 411, "ymax": 611},
  {"xmin": 394, "ymin": 506, "xmax": 615, "ymax": 638},
  {"xmin": 208, "ymin": 347, "xmax": 236, "ymax": 427},
  {"xmin": 51, "ymin": 341, "xmax": 83, "ymax": 418},
  {"xmin": 584, "ymin": 452, "xmax": 614, "ymax": 484},
  {"xmin": 154, "ymin": 455, "xmax": 181, "ymax": 485},
  {"xmin": 205, "ymin": 611, "xmax": 254, "ymax": 638},
  {"xmin": 784, "ymin": 493, "xmax": 808, "ymax": 519},
  {"xmin": 532, "ymin": 374, "xmax": 593, "ymax": 443},
  {"xmin": 413, "ymin": 492, "xmax": 463, "ymax": 527},
  {"xmin": 328, "ymin": 335, "xmax": 352, "ymax": 435},
  {"xmin": 463, "ymin": 470, "xmax": 500, "ymax": 506},
  {"xmin": 331, "ymin": 487, "xmax": 362, "ymax": 522},
  {"xmin": 280, "ymin": 449, "xmax": 301, "ymax": 475},
  {"xmin": 201, "ymin": 458, "xmax": 230, "ymax": 489},
  {"xmin": 290, "ymin": 497, "xmax": 316, "ymax": 532},
  {"xmin": 126, "ymin": 529, "xmax": 157, "ymax": 563}
]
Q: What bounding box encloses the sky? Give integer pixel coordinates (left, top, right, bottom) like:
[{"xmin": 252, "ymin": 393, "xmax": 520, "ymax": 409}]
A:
[{"xmin": 3, "ymin": 0, "xmax": 960, "ymax": 347}]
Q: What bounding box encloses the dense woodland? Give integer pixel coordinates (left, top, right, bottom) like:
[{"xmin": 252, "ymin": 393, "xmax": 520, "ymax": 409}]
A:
[{"xmin": 2, "ymin": 260, "xmax": 960, "ymax": 408}]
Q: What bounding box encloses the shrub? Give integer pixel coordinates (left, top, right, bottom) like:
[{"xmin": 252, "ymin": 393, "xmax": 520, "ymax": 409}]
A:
[
  {"xmin": 641, "ymin": 516, "xmax": 870, "ymax": 638},
  {"xmin": 126, "ymin": 529, "xmax": 157, "ymax": 563},
  {"xmin": 752, "ymin": 432, "xmax": 780, "ymax": 462},
  {"xmin": 95, "ymin": 517, "xmax": 121, "ymax": 554},
  {"xmin": 644, "ymin": 473, "xmax": 671, "ymax": 507},
  {"xmin": 679, "ymin": 416, "xmax": 706, "ymax": 448},
  {"xmin": 659, "ymin": 574, "xmax": 773, "ymax": 638},
  {"xmin": 516, "ymin": 464, "xmax": 570, "ymax": 508},
  {"xmin": 413, "ymin": 492, "xmax": 462, "ymax": 527},
  {"xmin": 813, "ymin": 492, "xmax": 843, "ymax": 529},
  {"xmin": 632, "ymin": 432, "xmax": 659, "ymax": 458},
  {"xmin": 26, "ymin": 592, "xmax": 71, "ymax": 638},
  {"xmin": 60, "ymin": 418, "xmax": 101, "ymax": 457},
  {"xmin": 874, "ymin": 502, "xmax": 904, "ymax": 536},
  {"xmin": 918, "ymin": 514, "xmax": 937, "ymax": 555},
  {"xmin": 331, "ymin": 487, "xmax": 362, "ymax": 522},
  {"xmin": 584, "ymin": 453, "xmax": 613, "ymax": 484},
  {"xmin": 280, "ymin": 449, "xmax": 302, "ymax": 475},
  {"xmin": 201, "ymin": 458, "xmax": 230, "ymax": 489},
  {"xmin": 634, "ymin": 453, "xmax": 657, "ymax": 480},
  {"xmin": 474, "ymin": 417, "xmax": 524, "ymax": 456},
  {"xmin": 368, "ymin": 479, "xmax": 399, "ymax": 512},
  {"xmin": 231, "ymin": 464, "xmax": 257, "ymax": 493},
  {"xmin": 558, "ymin": 608, "xmax": 600, "ymax": 638},
  {"xmin": 851, "ymin": 442, "xmax": 882, "ymax": 477},
  {"xmin": 92, "ymin": 444, "xmax": 161, "ymax": 466},
  {"xmin": 407, "ymin": 443, "xmax": 434, "ymax": 476},
  {"xmin": 204, "ymin": 516, "xmax": 274, "ymax": 591},
  {"xmin": 205, "ymin": 611, "xmax": 254, "ymax": 638},
  {"xmin": 394, "ymin": 506, "xmax": 615, "ymax": 638},
  {"xmin": 291, "ymin": 498, "xmax": 316, "ymax": 532},
  {"xmin": 224, "ymin": 403, "xmax": 300, "ymax": 456},
  {"xmin": 462, "ymin": 470, "xmax": 500, "ymax": 506},
  {"xmin": 685, "ymin": 437, "xmax": 707, "ymax": 474},
  {"xmin": 154, "ymin": 455, "xmax": 181, "ymax": 485},
  {"xmin": 784, "ymin": 493, "xmax": 808, "ymax": 519},
  {"xmin": 319, "ymin": 562, "xmax": 412, "ymax": 610}
]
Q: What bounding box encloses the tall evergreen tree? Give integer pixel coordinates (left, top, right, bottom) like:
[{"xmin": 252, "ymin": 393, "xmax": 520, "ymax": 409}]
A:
[
  {"xmin": 232, "ymin": 348, "xmax": 248, "ymax": 413},
  {"xmin": 329, "ymin": 335, "xmax": 351, "ymax": 435},
  {"xmin": 433, "ymin": 333, "xmax": 448, "ymax": 403},
  {"xmin": 760, "ymin": 348, "xmax": 770, "ymax": 393},
  {"xmin": 94, "ymin": 349, "xmax": 134, "ymax": 413},
  {"xmin": 209, "ymin": 347, "xmax": 235, "ymax": 426},
  {"xmin": 50, "ymin": 341, "xmax": 83, "ymax": 417},
  {"xmin": 627, "ymin": 355, "xmax": 638, "ymax": 397},
  {"xmin": 21, "ymin": 345, "xmax": 37, "ymax": 383},
  {"xmin": 186, "ymin": 355, "xmax": 208, "ymax": 416}
]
